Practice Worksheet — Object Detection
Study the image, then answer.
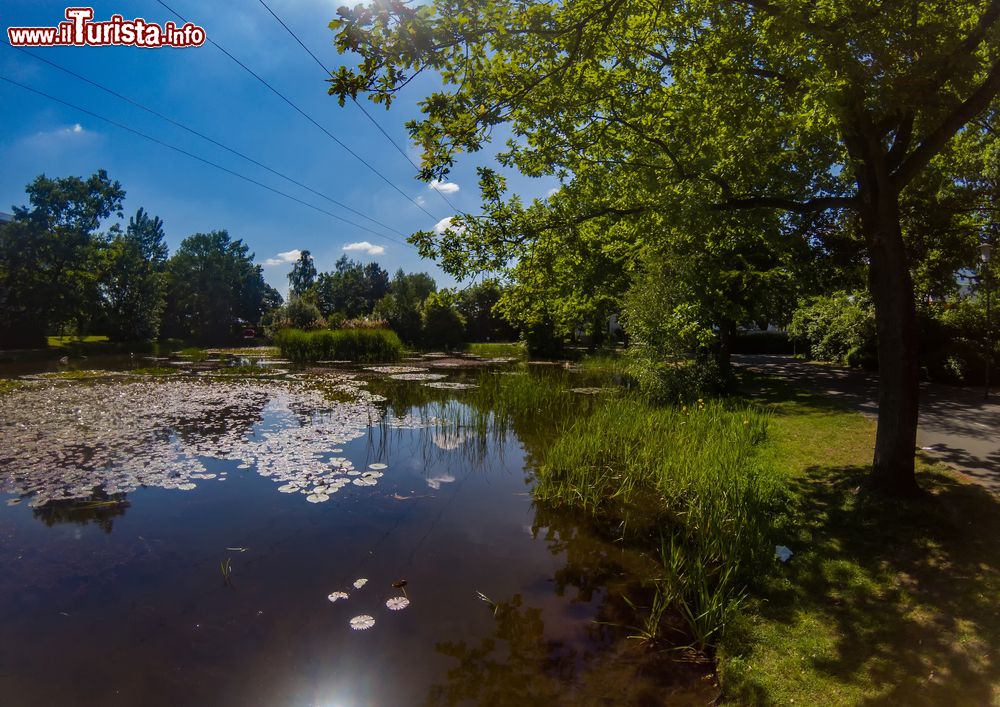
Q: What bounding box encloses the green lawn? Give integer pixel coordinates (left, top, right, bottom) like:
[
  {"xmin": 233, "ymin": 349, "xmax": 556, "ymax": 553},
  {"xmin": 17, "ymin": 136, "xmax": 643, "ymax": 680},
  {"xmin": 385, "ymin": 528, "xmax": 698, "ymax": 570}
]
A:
[
  {"xmin": 46, "ymin": 335, "xmax": 111, "ymax": 348},
  {"xmin": 465, "ymin": 341, "xmax": 526, "ymax": 358},
  {"xmin": 719, "ymin": 374, "xmax": 1000, "ymax": 705}
]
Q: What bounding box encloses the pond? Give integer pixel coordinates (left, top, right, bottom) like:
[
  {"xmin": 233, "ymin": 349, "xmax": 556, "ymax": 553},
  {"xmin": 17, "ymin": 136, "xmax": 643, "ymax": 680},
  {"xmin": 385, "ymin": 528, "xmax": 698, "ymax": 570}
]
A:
[{"xmin": 0, "ymin": 353, "xmax": 716, "ymax": 706}]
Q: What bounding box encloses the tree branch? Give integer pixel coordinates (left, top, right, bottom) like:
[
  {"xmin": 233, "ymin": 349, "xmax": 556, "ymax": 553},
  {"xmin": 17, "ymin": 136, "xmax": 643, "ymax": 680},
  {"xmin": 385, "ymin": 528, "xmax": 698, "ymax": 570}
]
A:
[
  {"xmin": 893, "ymin": 54, "xmax": 1000, "ymax": 189},
  {"xmin": 715, "ymin": 195, "xmax": 857, "ymax": 212}
]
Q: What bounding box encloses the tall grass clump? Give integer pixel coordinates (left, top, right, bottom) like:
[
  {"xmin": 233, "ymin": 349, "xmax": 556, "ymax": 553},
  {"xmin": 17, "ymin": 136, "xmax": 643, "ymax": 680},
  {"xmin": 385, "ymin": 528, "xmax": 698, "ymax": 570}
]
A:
[
  {"xmin": 274, "ymin": 328, "xmax": 402, "ymax": 363},
  {"xmin": 535, "ymin": 397, "xmax": 783, "ymax": 650}
]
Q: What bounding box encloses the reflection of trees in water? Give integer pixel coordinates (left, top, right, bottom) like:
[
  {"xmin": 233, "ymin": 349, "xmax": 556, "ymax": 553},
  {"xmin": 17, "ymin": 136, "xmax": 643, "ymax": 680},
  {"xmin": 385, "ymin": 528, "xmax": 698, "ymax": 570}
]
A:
[
  {"xmin": 168, "ymin": 388, "xmax": 269, "ymax": 445},
  {"xmin": 32, "ymin": 488, "xmax": 129, "ymax": 533},
  {"xmin": 426, "ymin": 503, "xmax": 717, "ymax": 706},
  {"xmin": 426, "ymin": 594, "xmax": 571, "ymax": 707}
]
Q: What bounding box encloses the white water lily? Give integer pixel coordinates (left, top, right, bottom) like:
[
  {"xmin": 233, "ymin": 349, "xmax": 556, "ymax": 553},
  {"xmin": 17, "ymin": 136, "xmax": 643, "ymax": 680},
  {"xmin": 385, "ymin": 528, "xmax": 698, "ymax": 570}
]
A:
[
  {"xmin": 353, "ymin": 578, "xmax": 368, "ymax": 589},
  {"xmin": 349, "ymin": 614, "xmax": 375, "ymax": 630},
  {"xmin": 327, "ymin": 591, "xmax": 349, "ymax": 603},
  {"xmin": 385, "ymin": 596, "xmax": 410, "ymax": 611}
]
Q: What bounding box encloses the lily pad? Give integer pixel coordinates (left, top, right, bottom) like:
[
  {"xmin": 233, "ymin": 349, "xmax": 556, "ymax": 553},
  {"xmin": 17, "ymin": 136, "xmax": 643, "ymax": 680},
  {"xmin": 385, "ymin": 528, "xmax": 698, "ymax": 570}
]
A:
[
  {"xmin": 349, "ymin": 614, "xmax": 375, "ymax": 631},
  {"xmin": 327, "ymin": 591, "xmax": 349, "ymax": 603},
  {"xmin": 353, "ymin": 578, "xmax": 368, "ymax": 589},
  {"xmin": 385, "ymin": 596, "xmax": 410, "ymax": 611}
]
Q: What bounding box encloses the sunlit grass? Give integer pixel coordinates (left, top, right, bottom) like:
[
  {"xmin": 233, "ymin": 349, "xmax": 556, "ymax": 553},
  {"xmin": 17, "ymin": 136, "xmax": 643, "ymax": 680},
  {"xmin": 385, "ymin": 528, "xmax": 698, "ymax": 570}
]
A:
[
  {"xmin": 716, "ymin": 372, "xmax": 1000, "ymax": 705},
  {"xmin": 465, "ymin": 342, "xmax": 527, "ymax": 358},
  {"xmin": 46, "ymin": 335, "xmax": 110, "ymax": 348}
]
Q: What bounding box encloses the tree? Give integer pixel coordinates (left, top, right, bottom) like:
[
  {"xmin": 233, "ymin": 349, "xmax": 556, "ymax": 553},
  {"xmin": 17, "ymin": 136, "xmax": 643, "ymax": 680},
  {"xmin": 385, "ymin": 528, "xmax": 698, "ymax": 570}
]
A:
[
  {"xmin": 288, "ymin": 250, "xmax": 317, "ymax": 298},
  {"xmin": 0, "ymin": 170, "xmax": 124, "ymax": 347},
  {"xmin": 100, "ymin": 208, "xmax": 168, "ymax": 341},
  {"xmin": 456, "ymin": 279, "xmax": 517, "ymax": 342},
  {"xmin": 421, "ymin": 290, "xmax": 467, "ymax": 349},
  {"xmin": 312, "ymin": 256, "xmax": 390, "ymax": 319},
  {"xmin": 329, "ymin": 0, "xmax": 1000, "ymax": 495},
  {"xmin": 373, "ymin": 269, "xmax": 438, "ymax": 343},
  {"xmin": 162, "ymin": 230, "xmax": 272, "ymax": 342}
]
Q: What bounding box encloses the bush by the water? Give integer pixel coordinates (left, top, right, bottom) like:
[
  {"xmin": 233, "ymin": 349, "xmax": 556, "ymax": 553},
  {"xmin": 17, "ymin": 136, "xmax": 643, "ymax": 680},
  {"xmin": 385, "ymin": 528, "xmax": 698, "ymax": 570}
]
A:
[
  {"xmin": 535, "ymin": 397, "xmax": 782, "ymax": 649},
  {"xmin": 274, "ymin": 328, "xmax": 402, "ymax": 363}
]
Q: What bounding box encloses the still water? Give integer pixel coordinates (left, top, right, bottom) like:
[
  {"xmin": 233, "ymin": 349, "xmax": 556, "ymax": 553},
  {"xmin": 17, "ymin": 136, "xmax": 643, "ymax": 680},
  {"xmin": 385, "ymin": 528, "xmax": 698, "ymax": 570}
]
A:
[{"xmin": 0, "ymin": 356, "xmax": 715, "ymax": 706}]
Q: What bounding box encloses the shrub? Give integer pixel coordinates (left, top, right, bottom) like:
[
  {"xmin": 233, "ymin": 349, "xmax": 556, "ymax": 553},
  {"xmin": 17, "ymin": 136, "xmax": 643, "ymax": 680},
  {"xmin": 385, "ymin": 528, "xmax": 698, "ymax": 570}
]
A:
[
  {"xmin": 627, "ymin": 355, "xmax": 731, "ymax": 405},
  {"xmin": 341, "ymin": 317, "xmax": 389, "ymax": 330},
  {"xmin": 273, "ymin": 328, "xmax": 402, "ymax": 363},
  {"xmin": 263, "ymin": 298, "xmax": 325, "ymax": 337},
  {"xmin": 788, "ymin": 292, "xmax": 876, "ymax": 366}
]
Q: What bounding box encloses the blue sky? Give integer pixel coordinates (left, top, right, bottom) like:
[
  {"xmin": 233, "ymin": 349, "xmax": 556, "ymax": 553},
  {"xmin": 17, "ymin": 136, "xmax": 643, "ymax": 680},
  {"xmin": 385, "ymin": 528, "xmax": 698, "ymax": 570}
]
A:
[{"xmin": 0, "ymin": 1, "xmax": 556, "ymax": 295}]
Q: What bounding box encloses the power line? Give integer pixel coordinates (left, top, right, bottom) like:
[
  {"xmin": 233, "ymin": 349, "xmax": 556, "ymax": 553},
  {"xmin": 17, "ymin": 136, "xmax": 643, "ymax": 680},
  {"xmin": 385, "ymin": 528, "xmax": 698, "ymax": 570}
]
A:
[
  {"xmin": 1, "ymin": 40, "xmax": 409, "ymax": 240},
  {"xmin": 153, "ymin": 0, "xmax": 444, "ymax": 223},
  {"xmin": 0, "ymin": 74, "xmax": 412, "ymax": 247},
  {"xmin": 252, "ymin": 0, "xmax": 461, "ymax": 215}
]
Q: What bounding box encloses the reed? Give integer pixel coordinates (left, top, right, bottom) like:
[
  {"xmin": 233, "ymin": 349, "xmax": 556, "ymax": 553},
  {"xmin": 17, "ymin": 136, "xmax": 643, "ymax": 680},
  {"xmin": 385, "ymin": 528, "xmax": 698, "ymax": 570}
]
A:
[
  {"xmin": 273, "ymin": 328, "xmax": 403, "ymax": 363},
  {"xmin": 534, "ymin": 397, "xmax": 782, "ymax": 650}
]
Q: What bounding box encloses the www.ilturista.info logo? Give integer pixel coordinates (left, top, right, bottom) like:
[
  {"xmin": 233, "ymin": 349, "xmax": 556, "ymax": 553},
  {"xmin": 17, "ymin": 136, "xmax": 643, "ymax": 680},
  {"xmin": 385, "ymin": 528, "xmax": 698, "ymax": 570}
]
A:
[{"xmin": 7, "ymin": 7, "xmax": 206, "ymax": 48}]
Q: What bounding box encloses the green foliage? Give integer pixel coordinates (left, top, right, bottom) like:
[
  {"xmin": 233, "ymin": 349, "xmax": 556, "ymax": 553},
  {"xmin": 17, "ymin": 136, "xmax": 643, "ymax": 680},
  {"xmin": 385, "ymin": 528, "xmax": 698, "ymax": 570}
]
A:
[
  {"xmin": 373, "ymin": 269, "xmax": 438, "ymax": 343},
  {"xmin": 161, "ymin": 230, "xmax": 277, "ymax": 343},
  {"xmin": 788, "ymin": 293, "xmax": 877, "ymax": 367},
  {"xmin": 311, "ymin": 256, "xmax": 390, "ymax": 319},
  {"xmin": 287, "ymin": 250, "xmax": 317, "ymax": 298},
  {"xmin": 263, "ymin": 297, "xmax": 325, "ymax": 336},
  {"xmin": 421, "ymin": 290, "xmax": 466, "ymax": 350},
  {"xmin": 0, "ymin": 170, "xmax": 124, "ymax": 347},
  {"xmin": 99, "ymin": 208, "xmax": 168, "ymax": 341},
  {"xmin": 273, "ymin": 327, "xmax": 402, "ymax": 362},
  {"xmin": 535, "ymin": 397, "xmax": 780, "ymax": 649},
  {"xmin": 455, "ymin": 279, "xmax": 516, "ymax": 342}
]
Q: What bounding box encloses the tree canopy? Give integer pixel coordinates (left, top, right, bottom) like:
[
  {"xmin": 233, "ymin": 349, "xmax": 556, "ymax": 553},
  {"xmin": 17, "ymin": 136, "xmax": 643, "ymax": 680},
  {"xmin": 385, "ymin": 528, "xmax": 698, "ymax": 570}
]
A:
[{"xmin": 330, "ymin": 0, "xmax": 1000, "ymax": 495}]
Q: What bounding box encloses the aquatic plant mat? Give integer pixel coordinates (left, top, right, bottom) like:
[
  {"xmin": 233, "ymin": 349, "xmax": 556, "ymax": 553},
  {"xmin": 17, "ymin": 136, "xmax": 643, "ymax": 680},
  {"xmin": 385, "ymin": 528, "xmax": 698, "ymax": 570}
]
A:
[
  {"xmin": 0, "ymin": 362, "xmax": 722, "ymax": 705},
  {"xmin": 0, "ymin": 376, "xmax": 383, "ymax": 503}
]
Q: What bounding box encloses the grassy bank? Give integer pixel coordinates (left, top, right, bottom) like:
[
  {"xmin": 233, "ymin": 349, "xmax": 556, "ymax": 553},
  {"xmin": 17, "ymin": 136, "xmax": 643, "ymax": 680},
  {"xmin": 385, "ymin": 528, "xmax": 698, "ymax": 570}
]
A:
[
  {"xmin": 273, "ymin": 328, "xmax": 402, "ymax": 363},
  {"xmin": 465, "ymin": 342, "xmax": 526, "ymax": 359},
  {"xmin": 535, "ymin": 396, "xmax": 783, "ymax": 649},
  {"xmin": 717, "ymin": 374, "xmax": 1000, "ymax": 705}
]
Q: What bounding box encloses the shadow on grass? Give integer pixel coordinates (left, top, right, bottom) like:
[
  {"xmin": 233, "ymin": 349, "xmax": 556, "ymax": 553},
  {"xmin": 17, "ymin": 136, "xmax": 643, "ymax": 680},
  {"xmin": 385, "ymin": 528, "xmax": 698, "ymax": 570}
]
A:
[{"xmin": 727, "ymin": 464, "xmax": 1000, "ymax": 705}]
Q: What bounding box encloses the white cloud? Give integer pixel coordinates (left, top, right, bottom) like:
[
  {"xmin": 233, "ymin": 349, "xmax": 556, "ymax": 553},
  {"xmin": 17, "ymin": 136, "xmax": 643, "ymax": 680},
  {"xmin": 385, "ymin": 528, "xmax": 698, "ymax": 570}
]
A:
[
  {"xmin": 70, "ymin": 123, "xmax": 83, "ymax": 134},
  {"xmin": 415, "ymin": 195, "xmax": 427, "ymax": 206},
  {"xmin": 547, "ymin": 187, "xmax": 559, "ymax": 197},
  {"xmin": 429, "ymin": 179, "xmax": 460, "ymax": 194},
  {"xmin": 343, "ymin": 241, "xmax": 386, "ymax": 256},
  {"xmin": 262, "ymin": 249, "xmax": 301, "ymax": 267},
  {"xmin": 433, "ymin": 216, "xmax": 465, "ymax": 235},
  {"xmin": 426, "ymin": 473, "xmax": 456, "ymax": 490}
]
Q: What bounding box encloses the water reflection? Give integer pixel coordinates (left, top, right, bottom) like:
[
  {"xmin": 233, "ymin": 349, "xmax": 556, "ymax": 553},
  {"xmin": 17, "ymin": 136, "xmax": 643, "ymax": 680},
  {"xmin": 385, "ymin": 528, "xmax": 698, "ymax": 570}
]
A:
[
  {"xmin": 0, "ymin": 361, "xmax": 717, "ymax": 705},
  {"xmin": 31, "ymin": 489, "xmax": 129, "ymax": 533}
]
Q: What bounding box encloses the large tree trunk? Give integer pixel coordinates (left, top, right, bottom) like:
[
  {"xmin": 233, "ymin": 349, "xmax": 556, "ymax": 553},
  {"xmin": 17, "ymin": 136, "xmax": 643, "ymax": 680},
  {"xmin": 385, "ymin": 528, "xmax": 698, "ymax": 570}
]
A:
[{"xmin": 857, "ymin": 152, "xmax": 921, "ymax": 496}]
